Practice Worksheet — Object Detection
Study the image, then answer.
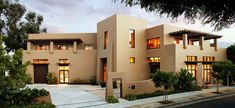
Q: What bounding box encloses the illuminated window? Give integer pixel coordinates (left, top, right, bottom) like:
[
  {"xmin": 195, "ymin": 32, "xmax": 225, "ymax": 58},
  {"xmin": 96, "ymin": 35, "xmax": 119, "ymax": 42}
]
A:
[
  {"xmin": 147, "ymin": 57, "xmax": 160, "ymax": 62},
  {"xmin": 85, "ymin": 44, "xmax": 93, "ymax": 50},
  {"xmin": 36, "ymin": 44, "xmax": 49, "ymax": 50},
  {"xmin": 33, "ymin": 59, "xmax": 48, "ymax": 64},
  {"xmin": 130, "ymin": 57, "xmax": 135, "ymax": 63},
  {"xmin": 59, "ymin": 65, "xmax": 69, "ymax": 83},
  {"xmin": 186, "ymin": 64, "xmax": 197, "ymax": 78},
  {"xmin": 104, "ymin": 31, "xmax": 108, "ymax": 49},
  {"xmin": 129, "ymin": 29, "xmax": 135, "ymax": 48},
  {"xmin": 147, "ymin": 37, "xmax": 160, "ymax": 49},
  {"xmin": 203, "ymin": 56, "xmax": 215, "ymax": 62},
  {"xmin": 57, "ymin": 44, "xmax": 73, "ymax": 50},
  {"xmin": 59, "ymin": 59, "xmax": 69, "ymax": 64},
  {"xmin": 186, "ymin": 56, "xmax": 197, "ymax": 61},
  {"xmin": 203, "ymin": 64, "xmax": 212, "ymax": 83}
]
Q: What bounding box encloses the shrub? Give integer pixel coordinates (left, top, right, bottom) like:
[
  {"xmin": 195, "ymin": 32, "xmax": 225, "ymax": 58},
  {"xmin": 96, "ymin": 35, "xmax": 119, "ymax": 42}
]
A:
[
  {"xmin": 46, "ymin": 72, "xmax": 58, "ymax": 84},
  {"xmin": 71, "ymin": 78, "xmax": 89, "ymax": 84},
  {"xmin": 100, "ymin": 81, "xmax": 106, "ymax": 88},
  {"xmin": 124, "ymin": 94, "xmax": 137, "ymax": 101},
  {"xmin": 26, "ymin": 74, "xmax": 32, "ymax": 84},
  {"xmin": 227, "ymin": 44, "xmax": 235, "ymax": 64},
  {"xmin": 174, "ymin": 69, "xmax": 195, "ymax": 92},
  {"xmin": 107, "ymin": 96, "xmax": 119, "ymax": 103},
  {"xmin": 89, "ymin": 76, "xmax": 97, "ymax": 85}
]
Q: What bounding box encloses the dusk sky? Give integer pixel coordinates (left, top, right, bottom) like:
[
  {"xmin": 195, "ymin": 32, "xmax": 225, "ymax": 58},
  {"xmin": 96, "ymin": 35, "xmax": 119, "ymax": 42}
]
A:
[{"xmin": 20, "ymin": 0, "xmax": 235, "ymax": 43}]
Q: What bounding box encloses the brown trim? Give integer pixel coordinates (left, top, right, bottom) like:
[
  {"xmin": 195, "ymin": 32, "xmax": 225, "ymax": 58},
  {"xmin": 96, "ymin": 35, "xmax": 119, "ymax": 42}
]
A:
[
  {"xmin": 32, "ymin": 63, "xmax": 50, "ymax": 65},
  {"xmin": 28, "ymin": 38, "xmax": 83, "ymax": 43},
  {"xmin": 57, "ymin": 63, "xmax": 70, "ymax": 65}
]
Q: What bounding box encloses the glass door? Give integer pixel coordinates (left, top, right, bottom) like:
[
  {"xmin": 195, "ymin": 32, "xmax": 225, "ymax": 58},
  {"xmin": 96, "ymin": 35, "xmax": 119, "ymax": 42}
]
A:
[{"xmin": 59, "ymin": 65, "xmax": 69, "ymax": 83}]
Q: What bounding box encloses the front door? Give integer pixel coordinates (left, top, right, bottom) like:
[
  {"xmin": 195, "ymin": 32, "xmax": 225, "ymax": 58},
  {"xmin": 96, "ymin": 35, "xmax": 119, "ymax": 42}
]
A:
[
  {"xmin": 101, "ymin": 58, "xmax": 107, "ymax": 82},
  {"xmin": 34, "ymin": 64, "xmax": 48, "ymax": 83},
  {"xmin": 59, "ymin": 65, "xmax": 69, "ymax": 83}
]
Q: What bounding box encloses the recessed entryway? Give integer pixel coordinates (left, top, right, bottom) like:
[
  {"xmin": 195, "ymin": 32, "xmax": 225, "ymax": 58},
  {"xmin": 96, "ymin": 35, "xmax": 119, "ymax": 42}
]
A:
[
  {"xmin": 34, "ymin": 64, "xmax": 48, "ymax": 83},
  {"xmin": 100, "ymin": 58, "xmax": 107, "ymax": 82},
  {"xmin": 59, "ymin": 65, "xmax": 69, "ymax": 83}
]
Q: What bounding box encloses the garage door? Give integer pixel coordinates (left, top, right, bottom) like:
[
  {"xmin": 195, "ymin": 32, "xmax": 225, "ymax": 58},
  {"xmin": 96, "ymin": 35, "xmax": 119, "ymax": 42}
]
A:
[{"xmin": 34, "ymin": 64, "xmax": 48, "ymax": 83}]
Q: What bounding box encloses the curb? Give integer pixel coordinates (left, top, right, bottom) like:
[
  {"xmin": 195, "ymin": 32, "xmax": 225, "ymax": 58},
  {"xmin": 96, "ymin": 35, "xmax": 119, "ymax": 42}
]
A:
[{"xmin": 158, "ymin": 90, "xmax": 235, "ymax": 108}]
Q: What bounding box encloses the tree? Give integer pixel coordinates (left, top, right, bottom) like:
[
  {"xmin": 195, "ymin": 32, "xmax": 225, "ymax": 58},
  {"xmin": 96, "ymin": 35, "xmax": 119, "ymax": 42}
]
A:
[
  {"xmin": 211, "ymin": 61, "xmax": 234, "ymax": 93},
  {"xmin": 0, "ymin": 0, "xmax": 46, "ymax": 52},
  {"xmin": 152, "ymin": 70, "xmax": 178, "ymax": 103},
  {"xmin": 227, "ymin": 44, "xmax": 235, "ymax": 64},
  {"xmin": 116, "ymin": 0, "xmax": 235, "ymax": 31},
  {"xmin": 175, "ymin": 69, "xmax": 195, "ymax": 92}
]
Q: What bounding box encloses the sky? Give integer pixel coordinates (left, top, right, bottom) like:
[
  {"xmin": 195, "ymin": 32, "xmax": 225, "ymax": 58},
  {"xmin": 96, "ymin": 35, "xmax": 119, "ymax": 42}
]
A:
[{"xmin": 20, "ymin": 0, "xmax": 235, "ymax": 43}]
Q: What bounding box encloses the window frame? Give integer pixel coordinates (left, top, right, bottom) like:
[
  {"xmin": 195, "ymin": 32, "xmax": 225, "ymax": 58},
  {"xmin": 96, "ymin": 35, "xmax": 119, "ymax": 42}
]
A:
[{"xmin": 147, "ymin": 37, "xmax": 160, "ymax": 49}]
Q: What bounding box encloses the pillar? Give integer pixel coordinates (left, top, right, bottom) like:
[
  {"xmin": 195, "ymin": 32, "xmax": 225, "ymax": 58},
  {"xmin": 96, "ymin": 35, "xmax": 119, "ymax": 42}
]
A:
[
  {"xmin": 27, "ymin": 41, "xmax": 31, "ymax": 54},
  {"xmin": 197, "ymin": 63, "xmax": 203, "ymax": 86},
  {"xmin": 73, "ymin": 41, "xmax": 77, "ymax": 53},
  {"xmin": 214, "ymin": 38, "xmax": 218, "ymax": 51},
  {"xmin": 50, "ymin": 41, "xmax": 54, "ymax": 54},
  {"xmin": 199, "ymin": 36, "xmax": 204, "ymax": 50},
  {"xmin": 183, "ymin": 34, "xmax": 188, "ymax": 49}
]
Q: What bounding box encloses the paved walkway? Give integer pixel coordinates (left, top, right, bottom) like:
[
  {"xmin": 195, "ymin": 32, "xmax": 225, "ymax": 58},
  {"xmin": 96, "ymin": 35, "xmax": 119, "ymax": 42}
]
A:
[{"xmin": 27, "ymin": 84, "xmax": 107, "ymax": 108}]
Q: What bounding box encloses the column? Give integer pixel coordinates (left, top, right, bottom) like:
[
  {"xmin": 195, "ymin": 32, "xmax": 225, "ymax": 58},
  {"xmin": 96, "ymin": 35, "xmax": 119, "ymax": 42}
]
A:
[
  {"xmin": 197, "ymin": 63, "xmax": 203, "ymax": 86},
  {"xmin": 183, "ymin": 34, "xmax": 188, "ymax": 49},
  {"xmin": 50, "ymin": 41, "xmax": 54, "ymax": 54},
  {"xmin": 199, "ymin": 36, "xmax": 204, "ymax": 50},
  {"xmin": 73, "ymin": 41, "xmax": 77, "ymax": 53},
  {"xmin": 27, "ymin": 41, "xmax": 31, "ymax": 54},
  {"xmin": 214, "ymin": 38, "xmax": 218, "ymax": 51}
]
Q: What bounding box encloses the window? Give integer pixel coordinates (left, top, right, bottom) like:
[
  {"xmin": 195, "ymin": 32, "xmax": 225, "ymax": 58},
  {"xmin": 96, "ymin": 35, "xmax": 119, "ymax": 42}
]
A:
[
  {"xmin": 174, "ymin": 38, "xmax": 183, "ymax": 44},
  {"xmin": 129, "ymin": 29, "xmax": 135, "ymax": 48},
  {"xmin": 130, "ymin": 57, "xmax": 135, "ymax": 63},
  {"xmin": 84, "ymin": 44, "xmax": 93, "ymax": 50},
  {"xmin": 59, "ymin": 65, "xmax": 69, "ymax": 83},
  {"xmin": 203, "ymin": 56, "xmax": 215, "ymax": 62},
  {"xmin": 186, "ymin": 64, "xmax": 197, "ymax": 78},
  {"xmin": 104, "ymin": 31, "xmax": 108, "ymax": 49},
  {"xmin": 203, "ymin": 64, "xmax": 212, "ymax": 83},
  {"xmin": 36, "ymin": 44, "xmax": 49, "ymax": 50},
  {"xmin": 186, "ymin": 56, "xmax": 197, "ymax": 62},
  {"xmin": 33, "ymin": 59, "xmax": 48, "ymax": 64},
  {"xmin": 57, "ymin": 44, "xmax": 73, "ymax": 50},
  {"xmin": 59, "ymin": 59, "xmax": 69, "ymax": 64},
  {"xmin": 147, "ymin": 37, "xmax": 160, "ymax": 49},
  {"xmin": 147, "ymin": 57, "xmax": 160, "ymax": 62}
]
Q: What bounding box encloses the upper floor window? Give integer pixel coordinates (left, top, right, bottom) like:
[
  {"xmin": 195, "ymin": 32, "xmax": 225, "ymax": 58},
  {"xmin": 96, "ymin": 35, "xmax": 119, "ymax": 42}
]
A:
[
  {"xmin": 186, "ymin": 56, "xmax": 197, "ymax": 62},
  {"xmin": 147, "ymin": 37, "xmax": 160, "ymax": 49},
  {"xmin": 36, "ymin": 44, "xmax": 49, "ymax": 50},
  {"xmin": 104, "ymin": 31, "xmax": 108, "ymax": 49},
  {"xmin": 85, "ymin": 44, "xmax": 94, "ymax": 50},
  {"xmin": 129, "ymin": 29, "xmax": 135, "ymax": 48},
  {"xmin": 56, "ymin": 44, "xmax": 73, "ymax": 50},
  {"xmin": 203, "ymin": 56, "xmax": 215, "ymax": 62}
]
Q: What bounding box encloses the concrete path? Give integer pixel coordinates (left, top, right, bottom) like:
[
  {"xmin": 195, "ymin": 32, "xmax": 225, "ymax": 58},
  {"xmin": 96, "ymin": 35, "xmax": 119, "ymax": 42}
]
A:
[{"xmin": 27, "ymin": 84, "xmax": 107, "ymax": 108}]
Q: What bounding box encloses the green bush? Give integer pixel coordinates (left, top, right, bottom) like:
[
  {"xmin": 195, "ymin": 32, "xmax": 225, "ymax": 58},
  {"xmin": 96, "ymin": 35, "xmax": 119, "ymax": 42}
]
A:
[
  {"xmin": 174, "ymin": 69, "xmax": 195, "ymax": 92},
  {"xmin": 26, "ymin": 74, "xmax": 32, "ymax": 84},
  {"xmin": 107, "ymin": 96, "xmax": 119, "ymax": 103},
  {"xmin": 11, "ymin": 103, "xmax": 56, "ymax": 108},
  {"xmin": 46, "ymin": 72, "xmax": 58, "ymax": 84},
  {"xmin": 89, "ymin": 76, "xmax": 97, "ymax": 85},
  {"xmin": 124, "ymin": 94, "xmax": 137, "ymax": 101},
  {"xmin": 71, "ymin": 78, "xmax": 89, "ymax": 84}
]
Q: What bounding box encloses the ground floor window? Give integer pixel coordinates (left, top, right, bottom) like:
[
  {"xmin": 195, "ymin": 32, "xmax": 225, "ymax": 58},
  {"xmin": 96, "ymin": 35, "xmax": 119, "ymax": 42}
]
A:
[
  {"xmin": 203, "ymin": 64, "xmax": 213, "ymax": 84},
  {"xmin": 186, "ymin": 64, "xmax": 197, "ymax": 78},
  {"xmin": 59, "ymin": 65, "xmax": 69, "ymax": 83}
]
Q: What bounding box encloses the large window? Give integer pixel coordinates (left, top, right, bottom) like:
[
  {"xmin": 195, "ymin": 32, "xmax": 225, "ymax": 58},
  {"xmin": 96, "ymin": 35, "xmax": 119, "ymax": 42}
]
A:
[
  {"xmin": 104, "ymin": 31, "xmax": 108, "ymax": 49},
  {"xmin": 186, "ymin": 64, "xmax": 197, "ymax": 78},
  {"xmin": 147, "ymin": 37, "xmax": 160, "ymax": 49},
  {"xmin": 129, "ymin": 29, "xmax": 135, "ymax": 48},
  {"xmin": 59, "ymin": 65, "xmax": 69, "ymax": 83},
  {"xmin": 203, "ymin": 56, "xmax": 215, "ymax": 62},
  {"xmin": 36, "ymin": 44, "xmax": 49, "ymax": 50},
  {"xmin": 203, "ymin": 64, "xmax": 212, "ymax": 84}
]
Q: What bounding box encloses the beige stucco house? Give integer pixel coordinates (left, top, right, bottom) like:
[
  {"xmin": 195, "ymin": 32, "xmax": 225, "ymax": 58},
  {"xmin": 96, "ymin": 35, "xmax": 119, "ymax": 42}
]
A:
[{"xmin": 23, "ymin": 14, "xmax": 226, "ymax": 95}]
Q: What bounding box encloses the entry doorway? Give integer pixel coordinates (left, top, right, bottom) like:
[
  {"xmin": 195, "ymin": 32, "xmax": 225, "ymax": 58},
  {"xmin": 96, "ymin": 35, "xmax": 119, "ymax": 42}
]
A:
[
  {"xmin": 34, "ymin": 64, "xmax": 48, "ymax": 83},
  {"xmin": 59, "ymin": 65, "xmax": 69, "ymax": 83},
  {"xmin": 113, "ymin": 79, "xmax": 122, "ymax": 98},
  {"xmin": 100, "ymin": 58, "xmax": 107, "ymax": 82}
]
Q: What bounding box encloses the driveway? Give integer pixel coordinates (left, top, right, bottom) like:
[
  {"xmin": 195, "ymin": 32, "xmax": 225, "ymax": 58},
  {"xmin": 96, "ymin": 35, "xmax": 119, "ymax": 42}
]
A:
[{"xmin": 27, "ymin": 84, "xmax": 107, "ymax": 108}]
